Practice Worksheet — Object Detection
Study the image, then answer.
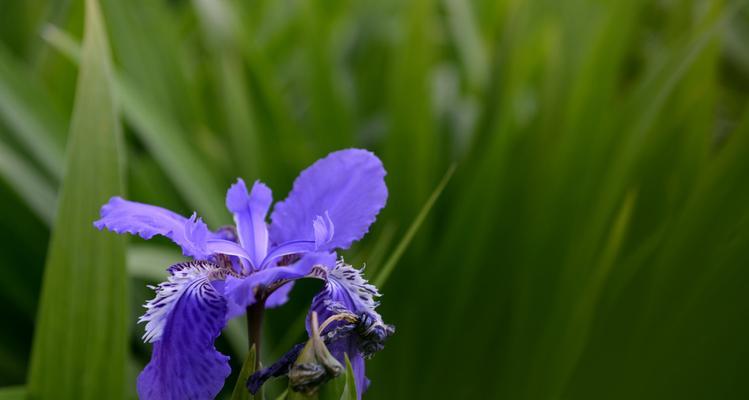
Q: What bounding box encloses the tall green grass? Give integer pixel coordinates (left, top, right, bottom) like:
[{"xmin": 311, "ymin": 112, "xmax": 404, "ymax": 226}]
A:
[{"xmin": 0, "ymin": 0, "xmax": 748, "ymax": 398}]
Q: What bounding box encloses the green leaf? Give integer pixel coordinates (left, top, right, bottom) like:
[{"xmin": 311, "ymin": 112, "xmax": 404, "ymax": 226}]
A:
[
  {"xmin": 0, "ymin": 138, "xmax": 56, "ymax": 225},
  {"xmin": 373, "ymin": 163, "xmax": 456, "ymax": 287},
  {"xmin": 0, "ymin": 386, "xmax": 24, "ymax": 400},
  {"xmin": 286, "ymin": 388, "xmax": 311, "ymax": 400},
  {"xmin": 339, "ymin": 354, "xmax": 357, "ymax": 400},
  {"xmin": 40, "ymin": 24, "xmax": 82, "ymax": 64},
  {"xmin": 442, "ymin": 0, "xmax": 487, "ymax": 91},
  {"xmin": 193, "ymin": 0, "xmax": 263, "ymax": 180},
  {"xmin": 26, "ymin": 0, "xmax": 128, "ymax": 399},
  {"xmin": 317, "ymin": 375, "xmax": 344, "ymax": 400},
  {"xmin": 231, "ymin": 345, "xmax": 257, "ymax": 400},
  {"xmin": 0, "ymin": 45, "xmax": 66, "ymax": 182},
  {"xmin": 317, "ymin": 353, "xmax": 355, "ymax": 400},
  {"xmin": 126, "ymin": 244, "xmax": 182, "ymax": 281}
]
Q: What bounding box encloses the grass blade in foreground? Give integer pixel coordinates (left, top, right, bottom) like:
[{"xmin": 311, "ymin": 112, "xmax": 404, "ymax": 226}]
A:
[
  {"xmin": 230, "ymin": 345, "xmax": 257, "ymax": 400},
  {"xmin": 374, "ymin": 164, "xmax": 456, "ymax": 287},
  {"xmin": 0, "ymin": 387, "xmax": 24, "ymax": 400},
  {"xmin": 339, "ymin": 355, "xmax": 357, "ymax": 400},
  {"xmin": 27, "ymin": 0, "xmax": 128, "ymax": 398}
]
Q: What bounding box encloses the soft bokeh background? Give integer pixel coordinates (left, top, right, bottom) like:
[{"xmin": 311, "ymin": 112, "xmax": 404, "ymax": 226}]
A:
[{"xmin": 2, "ymin": 0, "xmax": 749, "ymax": 398}]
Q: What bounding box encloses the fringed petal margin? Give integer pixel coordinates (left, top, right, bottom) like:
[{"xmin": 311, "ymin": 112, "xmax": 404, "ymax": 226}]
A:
[
  {"xmin": 307, "ymin": 261, "xmax": 393, "ymax": 399},
  {"xmin": 137, "ymin": 261, "xmax": 231, "ymax": 400}
]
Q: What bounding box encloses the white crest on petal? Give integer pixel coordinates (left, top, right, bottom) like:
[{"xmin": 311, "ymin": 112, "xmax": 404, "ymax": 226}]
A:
[
  {"xmin": 326, "ymin": 259, "xmax": 381, "ymax": 312},
  {"xmin": 139, "ymin": 261, "xmax": 227, "ymax": 343}
]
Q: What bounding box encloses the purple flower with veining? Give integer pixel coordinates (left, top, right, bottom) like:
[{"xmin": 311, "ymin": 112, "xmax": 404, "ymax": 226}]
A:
[{"xmin": 94, "ymin": 149, "xmax": 392, "ymax": 399}]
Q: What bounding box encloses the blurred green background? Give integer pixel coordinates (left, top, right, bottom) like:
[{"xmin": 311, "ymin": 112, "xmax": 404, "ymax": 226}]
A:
[{"xmin": 1, "ymin": 0, "xmax": 749, "ymax": 398}]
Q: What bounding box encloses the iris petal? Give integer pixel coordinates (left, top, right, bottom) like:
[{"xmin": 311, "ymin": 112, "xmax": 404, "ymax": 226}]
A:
[
  {"xmin": 266, "ymin": 281, "xmax": 295, "ymax": 308},
  {"xmin": 261, "ymin": 239, "xmax": 317, "ymax": 269},
  {"xmin": 94, "ymin": 196, "xmax": 211, "ymax": 258},
  {"xmin": 224, "ymin": 252, "xmax": 336, "ymax": 310},
  {"xmin": 270, "ymin": 149, "xmax": 387, "ymax": 252},
  {"xmin": 137, "ymin": 261, "xmax": 231, "ymax": 400},
  {"xmin": 307, "ymin": 262, "xmax": 388, "ymax": 398},
  {"xmin": 327, "ymin": 340, "xmax": 368, "ymax": 399},
  {"xmin": 226, "ymin": 179, "xmax": 272, "ymax": 267},
  {"xmin": 205, "ymin": 239, "xmax": 253, "ymax": 265}
]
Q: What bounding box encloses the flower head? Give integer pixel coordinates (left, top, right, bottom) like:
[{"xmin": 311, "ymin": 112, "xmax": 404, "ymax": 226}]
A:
[
  {"xmin": 247, "ymin": 271, "xmax": 395, "ymax": 398},
  {"xmin": 95, "ymin": 149, "xmax": 392, "ymax": 399}
]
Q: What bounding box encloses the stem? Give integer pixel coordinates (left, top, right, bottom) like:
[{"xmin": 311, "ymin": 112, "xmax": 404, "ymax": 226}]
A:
[{"xmin": 246, "ymin": 297, "xmax": 266, "ymax": 371}]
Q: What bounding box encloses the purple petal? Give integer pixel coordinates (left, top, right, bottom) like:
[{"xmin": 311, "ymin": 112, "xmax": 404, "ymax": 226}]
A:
[
  {"xmin": 265, "ymin": 281, "xmax": 295, "ymax": 308},
  {"xmin": 260, "ymin": 239, "xmax": 317, "ymax": 269},
  {"xmin": 307, "ymin": 262, "xmax": 387, "ymax": 398},
  {"xmin": 137, "ymin": 261, "xmax": 231, "ymax": 400},
  {"xmin": 270, "ymin": 149, "xmax": 387, "ymax": 252},
  {"xmin": 306, "ymin": 262, "xmax": 384, "ymax": 342},
  {"xmin": 313, "ymin": 212, "xmax": 335, "ymax": 249},
  {"xmin": 349, "ymin": 352, "xmax": 369, "ymax": 399},
  {"xmin": 205, "ymin": 239, "xmax": 253, "ymax": 264},
  {"xmin": 329, "ymin": 340, "xmax": 368, "ymax": 399},
  {"xmin": 318, "ymin": 262, "xmax": 382, "ymax": 317},
  {"xmin": 224, "ymin": 252, "xmax": 336, "ymax": 309},
  {"xmin": 226, "ymin": 179, "xmax": 272, "ymax": 267},
  {"xmin": 94, "ymin": 196, "xmax": 211, "ymax": 259}
]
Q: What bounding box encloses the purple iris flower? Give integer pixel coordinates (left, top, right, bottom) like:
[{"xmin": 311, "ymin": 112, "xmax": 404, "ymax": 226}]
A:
[{"xmin": 94, "ymin": 149, "xmax": 391, "ymax": 399}]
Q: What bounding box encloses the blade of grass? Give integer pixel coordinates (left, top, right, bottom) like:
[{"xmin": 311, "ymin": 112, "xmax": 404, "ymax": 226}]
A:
[
  {"xmin": 0, "ymin": 386, "xmax": 24, "ymax": 400},
  {"xmin": 0, "ymin": 138, "xmax": 56, "ymax": 225},
  {"xmin": 552, "ymin": 190, "xmax": 637, "ymax": 397},
  {"xmin": 41, "ymin": 25, "xmax": 227, "ymax": 225},
  {"xmin": 40, "ymin": 24, "xmax": 81, "ymax": 63},
  {"xmin": 0, "ymin": 45, "xmax": 66, "ymax": 181},
  {"xmin": 193, "ymin": 0, "xmax": 263, "ymax": 179},
  {"xmin": 224, "ymin": 318, "xmax": 250, "ymax": 357},
  {"xmin": 442, "ymin": 0, "xmax": 487, "ymax": 91},
  {"xmin": 374, "ymin": 164, "xmax": 456, "ymax": 287},
  {"xmin": 339, "ymin": 354, "xmax": 357, "ymax": 400},
  {"xmin": 353, "ymin": 222, "xmax": 396, "ymax": 275},
  {"xmin": 230, "ymin": 345, "xmax": 257, "ymax": 400},
  {"xmin": 126, "ymin": 244, "xmax": 183, "ymax": 282},
  {"xmin": 27, "ymin": 1, "xmax": 128, "ymax": 399},
  {"xmin": 385, "ymin": 0, "xmax": 439, "ymax": 221}
]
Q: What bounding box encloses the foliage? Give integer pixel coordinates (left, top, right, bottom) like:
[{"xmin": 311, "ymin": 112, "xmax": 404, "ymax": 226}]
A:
[{"xmin": 0, "ymin": 0, "xmax": 748, "ymax": 398}]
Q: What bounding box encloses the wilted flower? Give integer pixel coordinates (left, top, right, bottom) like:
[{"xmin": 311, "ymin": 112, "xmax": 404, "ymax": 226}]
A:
[
  {"xmin": 287, "ymin": 311, "xmax": 345, "ymax": 395},
  {"xmin": 248, "ymin": 297, "xmax": 394, "ymax": 398},
  {"xmin": 94, "ymin": 149, "xmax": 392, "ymax": 399}
]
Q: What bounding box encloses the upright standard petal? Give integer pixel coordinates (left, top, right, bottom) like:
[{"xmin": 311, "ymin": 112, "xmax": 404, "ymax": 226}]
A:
[
  {"xmin": 226, "ymin": 179, "xmax": 272, "ymax": 267},
  {"xmin": 94, "ymin": 196, "xmax": 210, "ymax": 258},
  {"xmin": 270, "ymin": 149, "xmax": 387, "ymax": 252},
  {"xmin": 137, "ymin": 261, "xmax": 231, "ymax": 400}
]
